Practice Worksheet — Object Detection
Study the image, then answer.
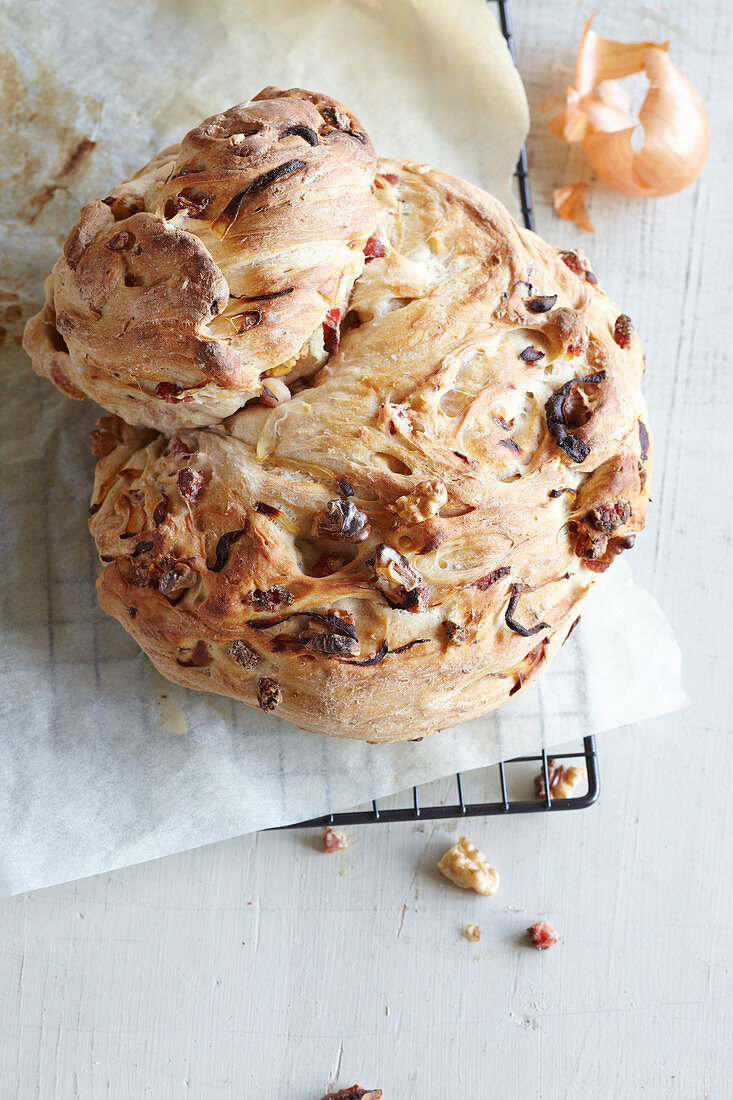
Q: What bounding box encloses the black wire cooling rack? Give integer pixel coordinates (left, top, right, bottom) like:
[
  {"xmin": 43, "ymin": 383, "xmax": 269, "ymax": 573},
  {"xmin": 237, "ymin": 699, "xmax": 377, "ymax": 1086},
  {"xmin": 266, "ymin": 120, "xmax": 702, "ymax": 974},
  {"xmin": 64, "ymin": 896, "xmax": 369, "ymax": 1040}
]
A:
[
  {"xmin": 287, "ymin": 0, "xmax": 600, "ymax": 829},
  {"xmin": 286, "ymin": 742, "xmax": 600, "ymax": 828}
]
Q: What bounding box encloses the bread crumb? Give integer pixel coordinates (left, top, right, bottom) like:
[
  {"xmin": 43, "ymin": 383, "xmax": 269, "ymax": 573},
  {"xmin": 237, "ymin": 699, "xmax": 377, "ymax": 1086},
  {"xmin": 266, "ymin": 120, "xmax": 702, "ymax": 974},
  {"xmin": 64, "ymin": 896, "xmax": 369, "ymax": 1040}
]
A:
[
  {"xmin": 437, "ymin": 836, "xmax": 499, "ymax": 896},
  {"xmin": 464, "ymin": 923, "xmax": 482, "ymax": 941},
  {"xmin": 322, "ymin": 827, "xmax": 348, "ymax": 852},
  {"xmin": 527, "ymin": 920, "xmax": 560, "ymax": 950}
]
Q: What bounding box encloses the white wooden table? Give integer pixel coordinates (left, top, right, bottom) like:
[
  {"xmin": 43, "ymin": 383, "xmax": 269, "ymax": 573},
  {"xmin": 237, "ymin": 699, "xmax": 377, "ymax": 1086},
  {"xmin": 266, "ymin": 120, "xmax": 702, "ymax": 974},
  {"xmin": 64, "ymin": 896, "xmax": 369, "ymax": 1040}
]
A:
[{"xmin": 2, "ymin": 2, "xmax": 731, "ymax": 1096}]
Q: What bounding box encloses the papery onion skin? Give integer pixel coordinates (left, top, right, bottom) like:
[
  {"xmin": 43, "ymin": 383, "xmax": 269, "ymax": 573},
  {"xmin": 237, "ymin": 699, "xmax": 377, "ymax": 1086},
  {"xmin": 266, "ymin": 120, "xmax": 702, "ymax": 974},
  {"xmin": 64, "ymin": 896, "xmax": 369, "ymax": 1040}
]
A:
[
  {"xmin": 549, "ymin": 84, "xmax": 633, "ymax": 144},
  {"xmin": 583, "ymin": 47, "xmax": 710, "ymax": 198},
  {"xmin": 548, "ymin": 17, "xmax": 708, "ymax": 199},
  {"xmin": 549, "ymin": 87, "xmax": 589, "ymax": 142},
  {"xmin": 550, "ymin": 17, "xmax": 668, "ymax": 140},
  {"xmin": 553, "ymin": 183, "xmax": 595, "ymax": 232},
  {"xmin": 574, "ymin": 17, "xmax": 669, "ymax": 93},
  {"xmin": 580, "ymin": 81, "xmax": 633, "ymax": 135}
]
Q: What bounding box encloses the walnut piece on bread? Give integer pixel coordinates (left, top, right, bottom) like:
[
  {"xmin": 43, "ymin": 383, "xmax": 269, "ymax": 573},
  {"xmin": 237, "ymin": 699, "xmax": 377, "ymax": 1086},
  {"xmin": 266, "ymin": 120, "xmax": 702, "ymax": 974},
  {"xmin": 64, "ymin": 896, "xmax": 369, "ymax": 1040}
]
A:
[
  {"xmin": 437, "ymin": 837, "xmax": 499, "ymax": 896},
  {"xmin": 23, "ymin": 88, "xmax": 378, "ymax": 432},
  {"xmin": 81, "ymin": 146, "xmax": 651, "ymax": 742}
]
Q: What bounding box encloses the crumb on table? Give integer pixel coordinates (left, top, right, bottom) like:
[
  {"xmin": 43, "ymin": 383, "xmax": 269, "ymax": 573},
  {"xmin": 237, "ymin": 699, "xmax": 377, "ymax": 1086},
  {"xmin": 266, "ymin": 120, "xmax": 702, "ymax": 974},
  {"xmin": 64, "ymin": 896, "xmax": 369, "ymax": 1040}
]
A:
[
  {"xmin": 437, "ymin": 836, "xmax": 499, "ymax": 896},
  {"xmin": 464, "ymin": 923, "xmax": 482, "ymax": 941},
  {"xmin": 527, "ymin": 921, "xmax": 561, "ymax": 950},
  {"xmin": 322, "ymin": 826, "xmax": 348, "ymax": 852}
]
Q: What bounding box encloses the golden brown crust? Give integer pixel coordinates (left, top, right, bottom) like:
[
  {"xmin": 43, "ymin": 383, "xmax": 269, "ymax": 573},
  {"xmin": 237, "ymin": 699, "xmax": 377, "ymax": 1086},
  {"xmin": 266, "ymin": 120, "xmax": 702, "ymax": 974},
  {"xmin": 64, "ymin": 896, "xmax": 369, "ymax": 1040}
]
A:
[
  {"xmin": 21, "ymin": 275, "xmax": 86, "ymax": 400},
  {"xmin": 87, "ymin": 158, "xmax": 651, "ymax": 742},
  {"xmin": 23, "ymin": 88, "xmax": 377, "ymax": 431}
]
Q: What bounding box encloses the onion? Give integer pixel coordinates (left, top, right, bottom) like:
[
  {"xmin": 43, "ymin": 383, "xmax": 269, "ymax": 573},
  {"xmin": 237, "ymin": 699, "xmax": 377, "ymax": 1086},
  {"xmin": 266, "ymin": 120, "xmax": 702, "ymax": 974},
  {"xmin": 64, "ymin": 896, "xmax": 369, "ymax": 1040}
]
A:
[
  {"xmin": 584, "ymin": 48, "xmax": 710, "ymax": 197},
  {"xmin": 549, "ymin": 18, "xmax": 710, "ymax": 199},
  {"xmin": 553, "ymin": 183, "xmax": 594, "ymax": 232}
]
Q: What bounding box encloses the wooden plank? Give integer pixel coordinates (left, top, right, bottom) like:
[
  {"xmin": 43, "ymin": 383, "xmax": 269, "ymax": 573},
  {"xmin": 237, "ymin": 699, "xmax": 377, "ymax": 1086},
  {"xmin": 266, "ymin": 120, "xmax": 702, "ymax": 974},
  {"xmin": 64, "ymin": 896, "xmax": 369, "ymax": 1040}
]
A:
[{"xmin": 1, "ymin": 1, "xmax": 731, "ymax": 1096}]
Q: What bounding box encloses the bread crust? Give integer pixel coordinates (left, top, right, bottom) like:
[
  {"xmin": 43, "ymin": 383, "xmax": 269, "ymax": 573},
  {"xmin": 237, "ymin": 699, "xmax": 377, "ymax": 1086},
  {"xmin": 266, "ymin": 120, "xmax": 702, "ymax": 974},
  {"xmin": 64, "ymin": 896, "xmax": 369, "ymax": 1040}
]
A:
[
  {"xmin": 23, "ymin": 88, "xmax": 377, "ymax": 431},
  {"xmin": 88, "ymin": 159, "xmax": 651, "ymax": 741}
]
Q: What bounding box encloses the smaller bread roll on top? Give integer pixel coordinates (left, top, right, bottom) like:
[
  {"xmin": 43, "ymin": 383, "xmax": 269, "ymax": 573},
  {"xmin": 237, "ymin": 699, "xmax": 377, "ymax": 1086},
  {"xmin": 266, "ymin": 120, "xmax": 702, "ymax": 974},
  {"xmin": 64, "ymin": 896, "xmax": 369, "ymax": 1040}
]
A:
[{"xmin": 23, "ymin": 87, "xmax": 378, "ymax": 431}]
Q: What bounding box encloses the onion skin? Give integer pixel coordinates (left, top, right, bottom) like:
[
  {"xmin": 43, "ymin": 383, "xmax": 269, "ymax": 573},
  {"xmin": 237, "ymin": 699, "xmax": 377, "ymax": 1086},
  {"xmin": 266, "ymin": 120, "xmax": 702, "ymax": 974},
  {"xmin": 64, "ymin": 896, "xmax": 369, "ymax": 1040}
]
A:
[
  {"xmin": 574, "ymin": 19, "xmax": 669, "ymax": 93},
  {"xmin": 583, "ymin": 48, "xmax": 710, "ymax": 198},
  {"xmin": 549, "ymin": 83, "xmax": 632, "ymax": 144},
  {"xmin": 549, "ymin": 18, "xmax": 710, "ymax": 200},
  {"xmin": 553, "ymin": 183, "xmax": 595, "ymax": 232}
]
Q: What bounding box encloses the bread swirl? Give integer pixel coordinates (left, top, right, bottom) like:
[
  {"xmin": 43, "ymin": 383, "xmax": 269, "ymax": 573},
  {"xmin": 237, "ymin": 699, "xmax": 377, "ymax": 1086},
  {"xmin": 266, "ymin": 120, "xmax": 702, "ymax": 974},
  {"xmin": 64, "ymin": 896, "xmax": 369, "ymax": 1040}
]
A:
[{"xmin": 86, "ymin": 158, "xmax": 650, "ymax": 741}]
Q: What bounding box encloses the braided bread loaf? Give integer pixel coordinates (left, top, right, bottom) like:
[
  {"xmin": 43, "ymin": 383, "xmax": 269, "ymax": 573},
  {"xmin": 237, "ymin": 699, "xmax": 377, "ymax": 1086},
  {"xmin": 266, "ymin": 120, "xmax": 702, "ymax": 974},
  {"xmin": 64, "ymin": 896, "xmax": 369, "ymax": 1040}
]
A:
[{"xmin": 79, "ymin": 149, "xmax": 650, "ymax": 741}]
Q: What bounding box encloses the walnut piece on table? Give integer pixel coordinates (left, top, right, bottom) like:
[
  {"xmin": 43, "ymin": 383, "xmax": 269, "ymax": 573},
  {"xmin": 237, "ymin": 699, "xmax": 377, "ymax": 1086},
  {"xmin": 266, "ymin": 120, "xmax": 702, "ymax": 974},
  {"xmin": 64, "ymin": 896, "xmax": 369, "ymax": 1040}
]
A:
[
  {"xmin": 527, "ymin": 921, "xmax": 561, "ymax": 950},
  {"xmin": 464, "ymin": 923, "xmax": 482, "ymax": 941},
  {"xmin": 534, "ymin": 760, "xmax": 587, "ymax": 799},
  {"xmin": 437, "ymin": 836, "xmax": 499, "ymax": 896},
  {"xmin": 322, "ymin": 826, "xmax": 348, "ymax": 852},
  {"xmin": 320, "ymin": 1087, "xmax": 382, "ymax": 1100}
]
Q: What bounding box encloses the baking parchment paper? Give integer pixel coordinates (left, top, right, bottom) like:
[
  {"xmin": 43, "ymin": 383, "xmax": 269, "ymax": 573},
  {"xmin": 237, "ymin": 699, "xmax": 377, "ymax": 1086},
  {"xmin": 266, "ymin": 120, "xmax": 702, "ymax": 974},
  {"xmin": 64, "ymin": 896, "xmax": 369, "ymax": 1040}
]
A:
[{"xmin": 0, "ymin": 0, "xmax": 685, "ymax": 896}]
